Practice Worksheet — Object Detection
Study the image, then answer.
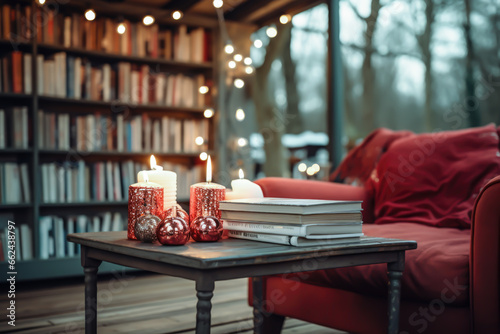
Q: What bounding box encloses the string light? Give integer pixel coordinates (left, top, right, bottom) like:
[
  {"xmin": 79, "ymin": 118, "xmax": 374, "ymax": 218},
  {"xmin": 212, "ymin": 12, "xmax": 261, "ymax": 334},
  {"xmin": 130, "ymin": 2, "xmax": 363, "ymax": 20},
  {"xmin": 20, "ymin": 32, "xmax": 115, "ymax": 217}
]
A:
[
  {"xmin": 200, "ymin": 152, "xmax": 208, "ymax": 161},
  {"xmin": 85, "ymin": 9, "xmax": 96, "ymax": 21},
  {"xmin": 224, "ymin": 43, "xmax": 234, "ymax": 54},
  {"xmin": 37, "ymin": 0, "xmax": 46, "ymax": 5},
  {"xmin": 312, "ymin": 163, "xmax": 320, "ymax": 172},
  {"xmin": 143, "ymin": 15, "xmax": 155, "ymax": 25},
  {"xmin": 243, "ymin": 57, "xmax": 252, "ymax": 65},
  {"xmin": 235, "ymin": 109, "xmax": 245, "ymax": 121},
  {"xmin": 195, "ymin": 137, "xmax": 204, "ymax": 146},
  {"xmin": 233, "ymin": 54, "xmax": 243, "ymax": 62},
  {"xmin": 204, "ymin": 108, "xmax": 214, "ymax": 118},
  {"xmin": 117, "ymin": 23, "xmax": 126, "ymax": 34},
  {"xmin": 172, "ymin": 10, "xmax": 183, "ymax": 20},
  {"xmin": 199, "ymin": 86, "xmax": 209, "ymax": 94},
  {"xmin": 280, "ymin": 14, "xmax": 291, "ymax": 24},
  {"xmin": 253, "ymin": 39, "xmax": 263, "ymax": 48},
  {"xmin": 228, "ymin": 60, "xmax": 236, "ymax": 69},
  {"xmin": 266, "ymin": 26, "xmax": 277, "ymax": 38},
  {"xmin": 234, "ymin": 79, "xmax": 244, "ymax": 88},
  {"xmin": 245, "ymin": 66, "xmax": 254, "ymax": 74},
  {"xmin": 237, "ymin": 138, "xmax": 248, "ymax": 147},
  {"xmin": 213, "ymin": 0, "xmax": 223, "ymax": 8},
  {"xmin": 298, "ymin": 163, "xmax": 307, "ymax": 172},
  {"xmin": 306, "ymin": 167, "xmax": 315, "ymax": 176}
]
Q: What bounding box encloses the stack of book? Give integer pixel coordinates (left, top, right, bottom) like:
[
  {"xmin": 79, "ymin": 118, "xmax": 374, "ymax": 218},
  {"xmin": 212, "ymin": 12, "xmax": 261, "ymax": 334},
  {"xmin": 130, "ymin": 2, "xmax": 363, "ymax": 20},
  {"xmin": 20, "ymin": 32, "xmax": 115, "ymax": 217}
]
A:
[{"xmin": 220, "ymin": 198, "xmax": 364, "ymax": 247}]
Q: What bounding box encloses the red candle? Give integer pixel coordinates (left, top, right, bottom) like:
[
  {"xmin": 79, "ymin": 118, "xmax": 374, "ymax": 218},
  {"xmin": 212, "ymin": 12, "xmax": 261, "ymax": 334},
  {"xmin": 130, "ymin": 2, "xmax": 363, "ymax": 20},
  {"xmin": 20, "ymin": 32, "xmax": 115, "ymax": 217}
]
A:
[{"xmin": 128, "ymin": 181, "xmax": 164, "ymax": 240}]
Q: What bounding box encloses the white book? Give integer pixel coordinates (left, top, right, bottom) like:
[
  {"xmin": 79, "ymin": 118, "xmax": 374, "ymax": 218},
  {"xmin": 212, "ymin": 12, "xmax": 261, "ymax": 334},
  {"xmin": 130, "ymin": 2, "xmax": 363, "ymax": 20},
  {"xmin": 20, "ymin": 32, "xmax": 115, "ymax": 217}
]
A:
[
  {"xmin": 111, "ymin": 212, "xmax": 123, "ymax": 231},
  {"xmin": 155, "ymin": 74, "xmax": 166, "ymax": 104},
  {"xmin": 66, "ymin": 217, "xmax": 75, "ymax": 257},
  {"xmin": 23, "ymin": 54, "xmax": 32, "ymax": 94},
  {"xmin": 4, "ymin": 163, "xmax": 21, "ymax": 203},
  {"xmin": 102, "ymin": 64, "xmax": 111, "ymax": 101},
  {"xmin": 37, "ymin": 55, "xmax": 44, "ymax": 95},
  {"xmin": 48, "ymin": 236, "xmax": 55, "ymax": 258},
  {"xmin": 144, "ymin": 116, "xmax": 151, "ymax": 152},
  {"xmin": 39, "ymin": 216, "xmax": 52, "ymax": 260},
  {"xmin": 117, "ymin": 114, "xmax": 124, "ymax": 152},
  {"xmin": 152, "ymin": 120, "xmax": 161, "ymax": 152},
  {"xmin": 173, "ymin": 74, "xmax": 183, "ymax": 107},
  {"xmin": 86, "ymin": 115, "xmax": 96, "ymax": 151},
  {"xmin": 225, "ymin": 220, "xmax": 363, "ymax": 238},
  {"xmin": 48, "ymin": 163, "xmax": 57, "ymax": 203},
  {"xmin": 64, "ymin": 162, "xmax": 72, "ymax": 202},
  {"xmin": 106, "ymin": 161, "xmax": 114, "ymax": 201},
  {"xmin": 54, "ymin": 217, "xmax": 66, "ymax": 258},
  {"xmin": 174, "ymin": 119, "xmax": 182, "ymax": 152},
  {"xmin": 0, "ymin": 109, "xmax": 5, "ymax": 149},
  {"xmin": 76, "ymin": 215, "xmax": 87, "ymax": 233},
  {"xmin": 161, "ymin": 117, "xmax": 169, "ymax": 153},
  {"xmin": 20, "ymin": 224, "xmax": 33, "ymax": 261},
  {"xmin": 92, "ymin": 216, "xmax": 100, "ymax": 232},
  {"xmin": 19, "ymin": 163, "xmax": 30, "ymax": 203},
  {"xmin": 74, "ymin": 57, "xmax": 82, "ymax": 99},
  {"xmin": 101, "ymin": 212, "xmax": 112, "ymax": 232},
  {"xmin": 77, "ymin": 160, "xmax": 85, "ymax": 201},
  {"xmin": 227, "ymin": 230, "xmax": 363, "ymax": 247},
  {"xmin": 41, "ymin": 164, "xmax": 49, "ymax": 203},
  {"xmin": 219, "ymin": 198, "xmax": 363, "ymax": 215},
  {"xmin": 166, "ymin": 75, "xmax": 174, "ymax": 106},
  {"xmin": 57, "ymin": 165, "xmax": 65, "ymax": 202},
  {"xmin": 113, "ymin": 162, "xmax": 122, "ymax": 200},
  {"xmin": 141, "ymin": 65, "xmax": 149, "ymax": 104}
]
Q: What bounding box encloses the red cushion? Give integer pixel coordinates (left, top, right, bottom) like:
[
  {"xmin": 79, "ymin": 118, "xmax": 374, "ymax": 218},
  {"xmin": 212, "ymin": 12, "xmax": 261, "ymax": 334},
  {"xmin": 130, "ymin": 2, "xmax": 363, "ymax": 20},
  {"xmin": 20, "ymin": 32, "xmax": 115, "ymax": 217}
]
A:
[
  {"xmin": 366, "ymin": 124, "xmax": 500, "ymax": 228},
  {"xmin": 329, "ymin": 128, "xmax": 413, "ymax": 184},
  {"xmin": 290, "ymin": 223, "xmax": 470, "ymax": 306}
]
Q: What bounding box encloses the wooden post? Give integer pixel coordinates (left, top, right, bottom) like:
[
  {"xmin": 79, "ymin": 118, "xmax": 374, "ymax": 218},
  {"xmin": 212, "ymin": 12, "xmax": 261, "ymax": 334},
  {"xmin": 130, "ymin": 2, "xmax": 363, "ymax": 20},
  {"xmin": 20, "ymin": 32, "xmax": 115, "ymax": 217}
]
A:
[
  {"xmin": 387, "ymin": 252, "xmax": 405, "ymax": 334},
  {"xmin": 195, "ymin": 278, "xmax": 215, "ymax": 334},
  {"xmin": 81, "ymin": 246, "xmax": 102, "ymax": 334}
]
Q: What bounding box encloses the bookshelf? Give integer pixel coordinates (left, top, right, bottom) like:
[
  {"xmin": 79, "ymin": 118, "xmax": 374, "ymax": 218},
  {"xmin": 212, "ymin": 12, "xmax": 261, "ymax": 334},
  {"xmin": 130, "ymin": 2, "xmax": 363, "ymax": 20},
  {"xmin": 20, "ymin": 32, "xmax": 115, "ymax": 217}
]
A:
[{"xmin": 0, "ymin": 0, "xmax": 219, "ymax": 280}]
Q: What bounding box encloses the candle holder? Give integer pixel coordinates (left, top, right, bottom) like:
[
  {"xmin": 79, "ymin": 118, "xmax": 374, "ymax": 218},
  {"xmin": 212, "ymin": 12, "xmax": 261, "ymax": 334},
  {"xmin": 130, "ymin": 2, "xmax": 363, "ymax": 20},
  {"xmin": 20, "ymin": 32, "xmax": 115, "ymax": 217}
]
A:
[
  {"xmin": 128, "ymin": 182, "xmax": 164, "ymax": 240},
  {"xmin": 189, "ymin": 182, "xmax": 226, "ymax": 222}
]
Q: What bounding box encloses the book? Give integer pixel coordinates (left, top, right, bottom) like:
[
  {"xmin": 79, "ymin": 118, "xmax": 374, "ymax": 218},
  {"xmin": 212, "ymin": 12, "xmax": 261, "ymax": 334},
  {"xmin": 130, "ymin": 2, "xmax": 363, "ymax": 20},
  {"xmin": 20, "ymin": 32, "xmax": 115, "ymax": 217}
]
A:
[
  {"xmin": 221, "ymin": 211, "xmax": 362, "ymax": 224},
  {"xmin": 224, "ymin": 220, "xmax": 363, "ymax": 237},
  {"xmin": 227, "ymin": 230, "xmax": 363, "ymax": 247},
  {"xmin": 220, "ymin": 198, "xmax": 363, "ymax": 215}
]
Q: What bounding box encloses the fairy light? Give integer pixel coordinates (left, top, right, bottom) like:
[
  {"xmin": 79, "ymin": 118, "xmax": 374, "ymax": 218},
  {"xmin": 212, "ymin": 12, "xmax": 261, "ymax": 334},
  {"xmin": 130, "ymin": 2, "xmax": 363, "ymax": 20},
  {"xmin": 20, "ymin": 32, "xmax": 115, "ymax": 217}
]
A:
[
  {"xmin": 243, "ymin": 57, "xmax": 252, "ymax": 65},
  {"xmin": 37, "ymin": 0, "xmax": 46, "ymax": 4},
  {"xmin": 233, "ymin": 54, "xmax": 243, "ymax": 62},
  {"xmin": 245, "ymin": 66, "xmax": 254, "ymax": 74},
  {"xmin": 195, "ymin": 136, "xmax": 204, "ymax": 146},
  {"xmin": 312, "ymin": 163, "xmax": 320, "ymax": 172},
  {"xmin": 234, "ymin": 79, "xmax": 244, "ymax": 88},
  {"xmin": 228, "ymin": 60, "xmax": 236, "ymax": 69},
  {"xmin": 143, "ymin": 15, "xmax": 155, "ymax": 25},
  {"xmin": 199, "ymin": 86, "xmax": 209, "ymax": 94},
  {"xmin": 237, "ymin": 138, "xmax": 248, "ymax": 147},
  {"xmin": 280, "ymin": 14, "xmax": 291, "ymax": 24},
  {"xmin": 306, "ymin": 167, "xmax": 315, "ymax": 176},
  {"xmin": 298, "ymin": 163, "xmax": 307, "ymax": 172},
  {"xmin": 200, "ymin": 152, "xmax": 208, "ymax": 160},
  {"xmin": 204, "ymin": 108, "xmax": 214, "ymax": 118},
  {"xmin": 266, "ymin": 26, "xmax": 277, "ymax": 38},
  {"xmin": 235, "ymin": 109, "xmax": 245, "ymax": 121},
  {"xmin": 213, "ymin": 0, "xmax": 223, "ymax": 8},
  {"xmin": 253, "ymin": 39, "xmax": 263, "ymax": 48},
  {"xmin": 224, "ymin": 43, "xmax": 234, "ymax": 54},
  {"xmin": 117, "ymin": 23, "xmax": 126, "ymax": 34},
  {"xmin": 172, "ymin": 10, "xmax": 183, "ymax": 20},
  {"xmin": 85, "ymin": 9, "xmax": 96, "ymax": 21}
]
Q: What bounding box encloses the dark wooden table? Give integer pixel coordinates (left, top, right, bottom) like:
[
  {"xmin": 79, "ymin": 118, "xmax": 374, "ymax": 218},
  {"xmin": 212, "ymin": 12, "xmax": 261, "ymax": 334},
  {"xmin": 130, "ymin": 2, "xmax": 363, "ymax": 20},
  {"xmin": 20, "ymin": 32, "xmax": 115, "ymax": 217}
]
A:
[{"xmin": 67, "ymin": 232, "xmax": 417, "ymax": 334}]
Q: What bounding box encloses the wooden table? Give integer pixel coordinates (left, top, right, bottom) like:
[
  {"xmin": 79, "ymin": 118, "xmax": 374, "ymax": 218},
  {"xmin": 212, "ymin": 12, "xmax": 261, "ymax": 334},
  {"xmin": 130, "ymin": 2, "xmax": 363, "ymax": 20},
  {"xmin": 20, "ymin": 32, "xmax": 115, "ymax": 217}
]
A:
[{"xmin": 67, "ymin": 232, "xmax": 416, "ymax": 334}]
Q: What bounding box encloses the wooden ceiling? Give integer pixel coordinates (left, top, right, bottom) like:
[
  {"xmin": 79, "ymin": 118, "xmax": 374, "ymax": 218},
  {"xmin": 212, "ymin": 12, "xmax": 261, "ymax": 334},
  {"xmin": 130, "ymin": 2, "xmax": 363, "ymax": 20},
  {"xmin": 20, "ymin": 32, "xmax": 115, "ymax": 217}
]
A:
[{"xmin": 89, "ymin": 0, "xmax": 325, "ymax": 27}]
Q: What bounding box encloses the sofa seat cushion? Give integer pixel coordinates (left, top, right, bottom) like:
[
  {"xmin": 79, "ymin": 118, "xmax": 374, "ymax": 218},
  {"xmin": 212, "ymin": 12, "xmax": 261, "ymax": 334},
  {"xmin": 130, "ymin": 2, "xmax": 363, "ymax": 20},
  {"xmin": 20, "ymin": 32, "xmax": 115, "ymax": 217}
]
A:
[{"xmin": 289, "ymin": 223, "xmax": 470, "ymax": 306}]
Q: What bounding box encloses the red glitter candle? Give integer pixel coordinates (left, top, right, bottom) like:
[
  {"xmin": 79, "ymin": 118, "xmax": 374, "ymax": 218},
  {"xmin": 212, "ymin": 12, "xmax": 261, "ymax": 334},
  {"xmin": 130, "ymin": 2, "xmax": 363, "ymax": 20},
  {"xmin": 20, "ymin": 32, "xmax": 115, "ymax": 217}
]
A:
[{"xmin": 128, "ymin": 182, "xmax": 164, "ymax": 240}]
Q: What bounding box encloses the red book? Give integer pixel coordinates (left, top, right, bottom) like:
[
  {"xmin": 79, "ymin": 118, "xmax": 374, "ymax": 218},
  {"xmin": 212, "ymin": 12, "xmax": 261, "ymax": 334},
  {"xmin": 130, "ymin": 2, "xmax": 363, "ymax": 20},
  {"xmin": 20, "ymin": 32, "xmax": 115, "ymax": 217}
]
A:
[
  {"xmin": 47, "ymin": 10, "xmax": 54, "ymax": 44},
  {"xmin": 11, "ymin": 51, "xmax": 23, "ymax": 93}
]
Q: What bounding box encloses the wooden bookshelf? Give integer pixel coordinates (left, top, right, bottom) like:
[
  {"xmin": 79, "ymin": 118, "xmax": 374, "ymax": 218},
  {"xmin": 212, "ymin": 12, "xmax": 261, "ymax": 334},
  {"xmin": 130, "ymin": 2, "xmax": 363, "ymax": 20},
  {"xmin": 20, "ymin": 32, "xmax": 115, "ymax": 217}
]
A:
[{"xmin": 0, "ymin": 0, "xmax": 218, "ymax": 280}]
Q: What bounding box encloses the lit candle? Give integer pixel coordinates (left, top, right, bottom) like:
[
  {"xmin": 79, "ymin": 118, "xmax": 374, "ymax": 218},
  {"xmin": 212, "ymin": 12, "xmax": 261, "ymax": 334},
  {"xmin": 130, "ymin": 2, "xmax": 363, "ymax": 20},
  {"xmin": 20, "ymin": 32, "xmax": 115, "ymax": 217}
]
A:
[
  {"xmin": 137, "ymin": 155, "xmax": 177, "ymax": 209},
  {"xmin": 225, "ymin": 169, "xmax": 264, "ymax": 200},
  {"xmin": 189, "ymin": 156, "xmax": 226, "ymax": 222}
]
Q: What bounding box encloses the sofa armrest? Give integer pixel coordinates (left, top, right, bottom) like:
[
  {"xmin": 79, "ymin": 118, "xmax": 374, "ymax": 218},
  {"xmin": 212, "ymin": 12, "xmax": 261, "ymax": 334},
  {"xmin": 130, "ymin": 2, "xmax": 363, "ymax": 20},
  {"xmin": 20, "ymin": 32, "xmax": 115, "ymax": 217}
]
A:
[
  {"xmin": 470, "ymin": 175, "xmax": 500, "ymax": 333},
  {"xmin": 255, "ymin": 177, "xmax": 374, "ymax": 223}
]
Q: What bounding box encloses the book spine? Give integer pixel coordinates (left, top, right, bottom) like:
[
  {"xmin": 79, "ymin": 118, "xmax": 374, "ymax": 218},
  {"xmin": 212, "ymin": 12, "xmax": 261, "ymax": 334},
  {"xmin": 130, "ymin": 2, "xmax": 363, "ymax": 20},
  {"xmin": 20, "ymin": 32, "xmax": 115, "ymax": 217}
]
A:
[
  {"xmin": 225, "ymin": 221, "xmax": 305, "ymax": 237},
  {"xmin": 227, "ymin": 230, "xmax": 290, "ymax": 246}
]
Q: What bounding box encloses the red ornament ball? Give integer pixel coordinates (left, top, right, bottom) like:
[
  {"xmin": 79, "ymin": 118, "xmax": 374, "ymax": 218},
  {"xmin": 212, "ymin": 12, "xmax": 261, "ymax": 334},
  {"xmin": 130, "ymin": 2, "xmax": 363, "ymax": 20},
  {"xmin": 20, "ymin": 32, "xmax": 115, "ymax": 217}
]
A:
[
  {"xmin": 156, "ymin": 216, "xmax": 190, "ymax": 245},
  {"xmin": 163, "ymin": 204, "xmax": 190, "ymax": 224},
  {"xmin": 191, "ymin": 216, "xmax": 223, "ymax": 242}
]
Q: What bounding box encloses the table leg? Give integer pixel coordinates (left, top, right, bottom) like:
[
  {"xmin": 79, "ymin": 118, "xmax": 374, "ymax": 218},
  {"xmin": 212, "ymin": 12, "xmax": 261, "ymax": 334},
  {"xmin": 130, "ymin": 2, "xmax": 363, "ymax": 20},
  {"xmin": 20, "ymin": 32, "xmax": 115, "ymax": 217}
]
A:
[
  {"xmin": 195, "ymin": 279, "xmax": 214, "ymax": 334},
  {"xmin": 81, "ymin": 246, "xmax": 102, "ymax": 334},
  {"xmin": 387, "ymin": 252, "xmax": 405, "ymax": 334},
  {"xmin": 252, "ymin": 277, "xmax": 285, "ymax": 334}
]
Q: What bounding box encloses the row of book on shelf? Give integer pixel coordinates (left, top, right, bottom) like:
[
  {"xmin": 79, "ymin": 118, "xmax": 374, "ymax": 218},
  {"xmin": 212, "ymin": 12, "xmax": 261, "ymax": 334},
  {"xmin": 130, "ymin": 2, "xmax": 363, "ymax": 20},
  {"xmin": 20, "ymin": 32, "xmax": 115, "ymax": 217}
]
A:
[
  {"xmin": 0, "ymin": 107, "xmax": 29, "ymax": 149},
  {"xmin": 0, "ymin": 162, "xmax": 30, "ymax": 204},
  {"xmin": 0, "ymin": 212, "xmax": 126, "ymax": 262},
  {"xmin": 0, "ymin": 51, "xmax": 211, "ymax": 108},
  {"xmin": 38, "ymin": 110, "xmax": 209, "ymax": 153},
  {"xmin": 41, "ymin": 160, "xmax": 202, "ymax": 204},
  {"xmin": 220, "ymin": 198, "xmax": 364, "ymax": 247},
  {"xmin": 1, "ymin": 3, "xmax": 212, "ymax": 62}
]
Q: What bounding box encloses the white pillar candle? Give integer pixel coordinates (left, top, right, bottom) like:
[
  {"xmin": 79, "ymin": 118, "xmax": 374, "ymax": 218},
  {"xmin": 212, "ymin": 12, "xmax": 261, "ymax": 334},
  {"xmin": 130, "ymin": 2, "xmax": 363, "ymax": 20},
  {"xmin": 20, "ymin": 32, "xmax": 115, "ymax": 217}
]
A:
[
  {"xmin": 137, "ymin": 155, "xmax": 177, "ymax": 209},
  {"xmin": 225, "ymin": 169, "xmax": 263, "ymax": 200}
]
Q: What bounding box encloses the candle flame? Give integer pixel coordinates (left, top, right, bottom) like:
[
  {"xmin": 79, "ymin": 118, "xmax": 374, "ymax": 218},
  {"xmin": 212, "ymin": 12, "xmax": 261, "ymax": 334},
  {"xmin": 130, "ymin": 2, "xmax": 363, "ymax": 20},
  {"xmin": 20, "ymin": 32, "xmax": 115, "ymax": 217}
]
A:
[
  {"xmin": 206, "ymin": 155, "xmax": 212, "ymax": 183},
  {"xmin": 150, "ymin": 155, "xmax": 163, "ymax": 170},
  {"xmin": 239, "ymin": 168, "xmax": 244, "ymax": 179}
]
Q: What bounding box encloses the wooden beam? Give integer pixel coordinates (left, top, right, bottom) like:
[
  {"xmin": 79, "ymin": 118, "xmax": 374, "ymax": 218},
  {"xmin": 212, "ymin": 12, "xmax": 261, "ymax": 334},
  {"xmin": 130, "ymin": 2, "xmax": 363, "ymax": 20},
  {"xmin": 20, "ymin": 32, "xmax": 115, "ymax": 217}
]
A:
[
  {"xmin": 225, "ymin": 0, "xmax": 271, "ymax": 21},
  {"xmin": 161, "ymin": 0, "xmax": 203, "ymax": 12},
  {"xmin": 253, "ymin": 0, "xmax": 325, "ymax": 27}
]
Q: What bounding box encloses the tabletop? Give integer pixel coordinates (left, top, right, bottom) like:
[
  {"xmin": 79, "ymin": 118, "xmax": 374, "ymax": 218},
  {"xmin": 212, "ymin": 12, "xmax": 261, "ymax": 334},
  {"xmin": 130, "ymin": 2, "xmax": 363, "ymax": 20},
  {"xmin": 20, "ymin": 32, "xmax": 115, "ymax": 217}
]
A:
[{"xmin": 67, "ymin": 231, "xmax": 417, "ymax": 270}]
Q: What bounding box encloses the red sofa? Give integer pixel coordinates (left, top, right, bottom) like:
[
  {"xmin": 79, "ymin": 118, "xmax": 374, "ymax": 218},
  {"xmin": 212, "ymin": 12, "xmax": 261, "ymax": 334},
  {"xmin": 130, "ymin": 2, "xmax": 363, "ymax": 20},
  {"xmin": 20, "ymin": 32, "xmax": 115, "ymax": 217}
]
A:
[{"xmin": 248, "ymin": 125, "xmax": 500, "ymax": 334}]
